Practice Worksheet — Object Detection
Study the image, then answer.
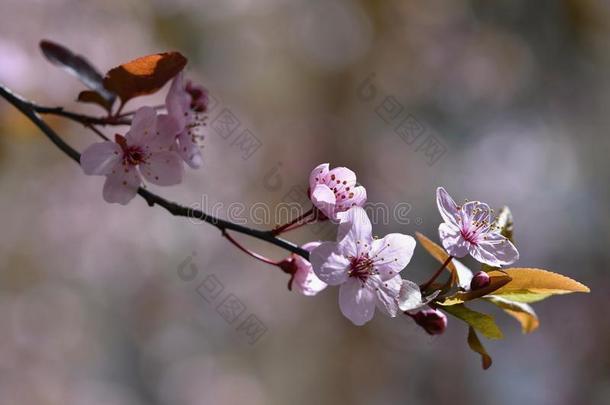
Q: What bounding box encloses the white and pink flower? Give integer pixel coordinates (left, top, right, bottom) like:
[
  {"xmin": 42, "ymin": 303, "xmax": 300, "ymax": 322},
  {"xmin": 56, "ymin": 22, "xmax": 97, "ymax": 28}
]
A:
[
  {"xmin": 80, "ymin": 106, "xmax": 183, "ymax": 205},
  {"xmin": 310, "ymin": 207, "xmax": 417, "ymax": 325},
  {"xmin": 436, "ymin": 187, "xmax": 519, "ymax": 267},
  {"xmin": 279, "ymin": 242, "xmax": 327, "ymax": 296},
  {"xmin": 308, "ymin": 163, "xmax": 367, "ymax": 221},
  {"xmin": 165, "ymin": 72, "xmax": 209, "ymax": 169}
]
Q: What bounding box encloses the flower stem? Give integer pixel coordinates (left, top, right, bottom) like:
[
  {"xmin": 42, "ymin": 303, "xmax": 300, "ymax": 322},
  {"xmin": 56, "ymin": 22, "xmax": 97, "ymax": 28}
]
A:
[
  {"xmin": 272, "ymin": 208, "xmax": 314, "ymax": 235},
  {"xmin": 222, "ymin": 230, "xmax": 281, "ymax": 266},
  {"xmin": 420, "ymin": 256, "xmax": 453, "ymax": 292}
]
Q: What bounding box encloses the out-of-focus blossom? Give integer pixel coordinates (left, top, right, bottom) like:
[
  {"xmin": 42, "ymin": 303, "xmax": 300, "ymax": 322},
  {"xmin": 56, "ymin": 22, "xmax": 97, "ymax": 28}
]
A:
[
  {"xmin": 310, "ymin": 207, "xmax": 416, "ymax": 325},
  {"xmin": 278, "ymin": 242, "xmax": 327, "ymax": 296},
  {"xmin": 80, "ymin": 107, "xmax": 182, "ymax": 204},
  {"xmin": 308, "ymin": 163, "xmax": 367, "ymax": 221},
  {"xmin": 412, "ymin": 308, "xmax": 447, "ymax": 335},
  {"xmin": 436, "ymin": 187, "xmax": 519, "ymax": 267},
  {"xmin": 166, "ymin": 72, "xmax": 209, "ymax": 169}
]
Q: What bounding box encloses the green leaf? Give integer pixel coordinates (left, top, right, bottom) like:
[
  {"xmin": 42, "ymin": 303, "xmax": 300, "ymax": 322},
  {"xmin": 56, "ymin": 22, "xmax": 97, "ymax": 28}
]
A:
[
  {"xmin": 485, "ymin": 295, "xmax": 539, "ymax": 333},
  {"xmin": 442, "ymin": 304, "xmax": 503, "ymax": 340},
  {"xmin": 492, "ymin": 268, "xmax": 590, "ymax": 303},
  {"xmin": 40, "ymin": 40, "xmax": 115, "ymax": 107},
  {"xmin": 467, "ymin": 326, "xmax": 493, "ymax": 370}
]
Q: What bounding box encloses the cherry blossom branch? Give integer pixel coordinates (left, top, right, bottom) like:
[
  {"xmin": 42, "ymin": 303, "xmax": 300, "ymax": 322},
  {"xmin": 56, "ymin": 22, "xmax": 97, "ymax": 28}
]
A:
[
  {"xmin": 0, "ymin": 83, "xmax": 309, "ymax": 259},
  {"xmin": 32, "ymin": 105, "xmax": 131, "ymax": 126}
]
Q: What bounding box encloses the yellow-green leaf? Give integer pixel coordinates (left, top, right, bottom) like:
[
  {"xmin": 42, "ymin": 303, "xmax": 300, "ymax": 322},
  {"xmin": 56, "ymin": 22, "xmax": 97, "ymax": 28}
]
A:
[
  {"xmin": 467, "ymin": 326, "xmax": 492, "ymax": 370},
  {"xmin": 437, "ymin": 271, "xmax": 512, "ymax": 306},
  {"xmin": 485, "ymin": 295, "xmax": 539, "ymax": 333},
  {"xmin": 492, "ymin": 268, "xmax": 590, "ymax": 303},
  {"xmin": 442, "ymin": 304, "xmax": 503, "ymax": 340}
]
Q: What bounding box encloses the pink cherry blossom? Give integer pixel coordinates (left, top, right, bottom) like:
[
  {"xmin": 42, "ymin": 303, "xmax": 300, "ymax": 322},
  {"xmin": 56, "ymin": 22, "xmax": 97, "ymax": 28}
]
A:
[
  {"xmin": 280, "ymin": 242, "xmax": 327, "ymax": 296},
  {"xmin": 436, "ymin": 187, "xmax": 519, "ymax": 267},
  {"xmin": 308, "ymin": 163, "xmax": 367, "ymax": 221},
  {"xmin": 310, "ymin": 207, "xmax": 417, "ymax": 325},
  {"xmin": 80, "ymin": 107, "xmax": 183, "ymax": 205},
  {"xmin": 166, "ymin": 71, "xmax": 209, "ymax": 169}
]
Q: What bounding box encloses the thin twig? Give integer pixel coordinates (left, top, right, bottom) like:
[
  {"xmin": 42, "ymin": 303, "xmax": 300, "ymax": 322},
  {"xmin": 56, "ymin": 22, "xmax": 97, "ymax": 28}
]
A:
[
  {"xmin": 420, "ymin": 256, "xmax": 453, "ymax": 292},
  {"xmin": 0, "ymin": 83, "xmax": 310, "ymax": 259},
  {"xmin": 33, "ymin": 105, "xmax": 131, "ymax": 126}
]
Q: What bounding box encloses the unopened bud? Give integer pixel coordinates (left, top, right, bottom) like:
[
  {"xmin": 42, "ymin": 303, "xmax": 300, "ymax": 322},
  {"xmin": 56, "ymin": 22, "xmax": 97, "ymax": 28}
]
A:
[
  {"xmin": 470, "ymin": 271, "xmax": 491, "ymax": 290},
  {"xmin": 278, "ymin": 257, "xmax": 298, "ymax": 275},
  {"xmin": 413, "ymin": 309, "xmax": 447, "ymax": 335}
]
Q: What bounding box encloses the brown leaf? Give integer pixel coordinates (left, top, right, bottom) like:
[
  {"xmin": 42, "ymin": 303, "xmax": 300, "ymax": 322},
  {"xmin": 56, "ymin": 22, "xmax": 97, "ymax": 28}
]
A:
[
  {"xmin": 103, "ymin": 52, "xmax": 187, "ymax": 105},
  {"xmin": 467, "ymin": 326, "xmax": 492, "ymax": 370},
  {"xmin": 40, "ymin": 40, "xmax": 115, "ymax": 106},
  {"xmin": 77, "ymin": 90, "xmax": 113, "ymax": 112},
  {"xmin": 492, "ymin": 268, "xmax": 590, "ymax": 303}
]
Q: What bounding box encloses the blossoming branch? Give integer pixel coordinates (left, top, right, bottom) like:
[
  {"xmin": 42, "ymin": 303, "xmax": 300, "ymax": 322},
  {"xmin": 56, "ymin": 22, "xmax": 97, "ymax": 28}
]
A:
[{"xmin": 0, "ymin": 40, "xmax": 590, "ymax": 370}]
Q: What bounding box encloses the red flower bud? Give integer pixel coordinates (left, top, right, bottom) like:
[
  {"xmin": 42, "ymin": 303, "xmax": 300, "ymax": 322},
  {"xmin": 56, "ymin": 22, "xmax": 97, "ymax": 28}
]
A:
[
  {"xmin": 470, "ymin": 271, "xmax": 491, "ymax": 290},
  {"xmin": 413, "ymin": 309, "xmax": 447, "ymax": 335}
]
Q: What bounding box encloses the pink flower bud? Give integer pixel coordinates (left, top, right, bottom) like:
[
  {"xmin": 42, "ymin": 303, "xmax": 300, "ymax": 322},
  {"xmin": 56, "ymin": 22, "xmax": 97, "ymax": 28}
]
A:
[
  {"xmin": 470, "ymin": 271, "xmax": 491, "ymax": 290},
  {"xmin": 413, "ymin": 309, "xmax": 447, "ymax": 335}
]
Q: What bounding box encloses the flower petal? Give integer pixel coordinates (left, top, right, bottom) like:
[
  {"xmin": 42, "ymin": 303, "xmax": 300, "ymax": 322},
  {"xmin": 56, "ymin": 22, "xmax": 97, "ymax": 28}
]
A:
[
  {"xmin": 127, "ymin": 106, "xmax": 157, "ymax": 145},
  {"xmin": 370, "ymin": 233, "xmax": 416, "ymax": 280},
  {"xmin": 334, "ymin": 185, "xmax": 367, "ymax": 220},
  {"xmin": 398, "ymin": 279, "xmax": 423, "ymax": 312},
  {"xmin": 166, "ymin": 72, "xmax": 190, "ymax": 128},
  {"xmin": 470, "ymin": 233, "xmax": 519, "ymax": 266},
  {"xmin": 336, "ymin": 206, "xmax": 373, "ymax": 257},
  {"xmin": 292, "ymin": 241, "xmax": 327, "ymax": 296},
  {"xmin": 139, "ymin": 151, "xmax": 184, "ymax": 186},
  {"xmin": 461, "ymin": 201, "xmax": 491, "ymax": 231},
  {"xmin": 436, "ymin": 187, "xmax": 460, "ymax": 226},
  {"xmin": 453, "ymin": 258, "xmax": 474, "ymax": 289},
  {"xmin": 310, "ymin": 242, "xmax": 350, "ymax": 286},
  {"xmin": 339, "ymin": 278, "xmax": 376, "ymax": 325},
  {"xmin": 370, "ymin": 275, "xmax": 402, "ymax": 317},
  {"xmin": 80, "ymin": 141, "xmax": 121, "ymax": 175},
  {"xmin": 177, "ymin": 130, "xmax": 203, "ymax": 169},
  {"xmin": 439, "ymin": 222, "xmax": 469, "ymax": 258},
  {"xmin": 151, "ymin": 114, "xmax": 181, "ymax": 148},
  {"xmin": 102, "ymin": 166, "xmax": 141, "ymax": 205},
  {"xmin": 323, "ymin": 167, "xmax": 357, "ymax": 189},
  {"xmin": 310, "ymin": 184, "xmax": 336, "ymax": 220},
  {"xmin": 308, "ymin": 163, "xmax": 329, "ymax": 191}
]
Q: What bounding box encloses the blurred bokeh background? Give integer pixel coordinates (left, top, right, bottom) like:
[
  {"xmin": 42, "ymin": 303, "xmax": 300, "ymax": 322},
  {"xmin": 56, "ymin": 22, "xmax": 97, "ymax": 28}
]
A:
[{"xmin": 0, "ymin": 0, "xmax": 608, "ymax": 404}]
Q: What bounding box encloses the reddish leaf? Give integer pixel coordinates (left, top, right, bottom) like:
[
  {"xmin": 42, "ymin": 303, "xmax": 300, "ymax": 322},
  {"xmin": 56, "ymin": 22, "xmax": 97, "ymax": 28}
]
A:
[
  {"xmin": 40, "ymin": 40, "xmax": 115, "ymax": 107},
  {"xmin": 77, "ymin": 90, "xmax": 113, "ymax": 112},
  {"xmin": 103, "ymin": 52, "xmax": 187, "ymax": 105}
]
